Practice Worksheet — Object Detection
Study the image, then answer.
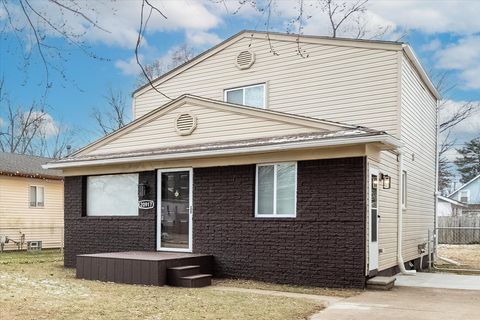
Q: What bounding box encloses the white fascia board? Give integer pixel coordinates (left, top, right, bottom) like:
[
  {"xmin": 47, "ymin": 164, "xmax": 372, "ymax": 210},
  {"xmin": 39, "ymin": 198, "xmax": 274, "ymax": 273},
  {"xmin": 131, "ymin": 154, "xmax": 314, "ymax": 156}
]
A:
[
  {"xmin": 43, "ymin": 134, "xmax": 401, "ymax": 170},
  {"xmin": 402, "ymin": 44, "xmax": 441, "ymax": 100}
]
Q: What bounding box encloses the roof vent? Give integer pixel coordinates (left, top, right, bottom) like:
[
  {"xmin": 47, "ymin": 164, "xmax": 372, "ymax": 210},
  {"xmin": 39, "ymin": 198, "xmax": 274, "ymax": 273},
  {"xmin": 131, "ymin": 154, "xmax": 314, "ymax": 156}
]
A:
[
  {"xmin": 175, "ymin": 113, "xmax": 197, "ymax": 136},
  {"xmin": 236, "ymin": 50, "xmax": 255, "ymax": 70}
]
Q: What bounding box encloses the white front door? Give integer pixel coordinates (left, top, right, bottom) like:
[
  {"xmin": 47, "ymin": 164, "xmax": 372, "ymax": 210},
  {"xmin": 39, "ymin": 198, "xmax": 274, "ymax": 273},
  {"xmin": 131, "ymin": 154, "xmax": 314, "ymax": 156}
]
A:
[
  {"xmin": 157, "ymin": 168, "xmax": 193, "ymax": 252},
  {"xmin": 369, "ymin": 169, "xmax": 379, "ymax": 272}
]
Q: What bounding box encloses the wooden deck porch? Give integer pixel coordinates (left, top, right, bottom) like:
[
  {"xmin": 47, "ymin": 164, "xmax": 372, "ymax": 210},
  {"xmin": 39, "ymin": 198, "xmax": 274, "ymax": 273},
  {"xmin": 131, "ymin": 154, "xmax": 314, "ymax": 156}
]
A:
[{"xmin": 76, "ymin": 251, "xmax": 213, "ymax": 287}]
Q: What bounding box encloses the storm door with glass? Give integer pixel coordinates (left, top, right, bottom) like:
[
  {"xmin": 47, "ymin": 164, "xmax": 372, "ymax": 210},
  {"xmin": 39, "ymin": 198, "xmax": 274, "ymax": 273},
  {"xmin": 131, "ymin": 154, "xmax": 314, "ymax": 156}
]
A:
[{"xmin": 157, "ymin": 169, "xmax": 192, "ymax": 251}]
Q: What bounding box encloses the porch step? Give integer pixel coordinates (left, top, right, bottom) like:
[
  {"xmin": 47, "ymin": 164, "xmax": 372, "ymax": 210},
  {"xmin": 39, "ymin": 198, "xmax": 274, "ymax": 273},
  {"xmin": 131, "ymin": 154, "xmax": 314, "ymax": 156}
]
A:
[
  {"xmin": 366, "ymin": 276, "xmax": 396, "ymax": 291},
  {"xmin": 178, "ymin": 274, "xmax": 212, "ymax": 288},
  {"xmin": 167, "ymin": 265, "xmax": 201, "ymax": 278}
]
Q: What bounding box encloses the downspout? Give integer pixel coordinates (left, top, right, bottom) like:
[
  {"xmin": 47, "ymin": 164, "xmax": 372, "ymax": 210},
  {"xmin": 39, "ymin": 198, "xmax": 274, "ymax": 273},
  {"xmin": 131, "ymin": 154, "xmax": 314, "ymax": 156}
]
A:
[
  {"xmin": 397, "ymin": 149, "xmax": 416, "ymax": 275},
  {"xmin": 434, "ymin": 99, "xmax": 440, "ymax": 261}
]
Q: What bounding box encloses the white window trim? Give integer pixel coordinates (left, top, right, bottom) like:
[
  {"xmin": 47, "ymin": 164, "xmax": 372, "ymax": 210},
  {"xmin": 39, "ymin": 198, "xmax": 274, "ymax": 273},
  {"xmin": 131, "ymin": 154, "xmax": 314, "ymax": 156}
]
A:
[
  {"xmin": 224, "ymin": 83, "xmax": 267, "ymax": 108},
  {"xmin": 255, "ymin": 162, "xmax": 297, "ymax": 218},
  {"xmin": 29, "ymin": 185, "xmax": 45, "ymax": 208},
  {"xmin": 459, "ymin": 190, "xmax": 470, "ymax": 203}
]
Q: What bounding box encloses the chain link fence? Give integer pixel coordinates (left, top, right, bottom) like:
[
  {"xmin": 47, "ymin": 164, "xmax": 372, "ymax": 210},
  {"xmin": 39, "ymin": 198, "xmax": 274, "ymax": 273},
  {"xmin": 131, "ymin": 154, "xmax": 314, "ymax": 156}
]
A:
[{"xmin": 435, "ymin": 216, "xmax": 480, "ymax": 272}]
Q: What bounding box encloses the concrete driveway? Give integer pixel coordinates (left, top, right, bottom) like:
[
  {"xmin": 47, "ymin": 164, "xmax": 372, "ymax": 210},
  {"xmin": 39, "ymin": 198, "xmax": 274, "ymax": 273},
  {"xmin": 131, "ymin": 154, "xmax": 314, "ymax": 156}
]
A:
[
  {"xmin": 312, "ymin": 286, "xmax": 480, "ymax": 320},
  {"xmin": 395, "ymin": 272, "xmax": 480, "ymax": 290}
]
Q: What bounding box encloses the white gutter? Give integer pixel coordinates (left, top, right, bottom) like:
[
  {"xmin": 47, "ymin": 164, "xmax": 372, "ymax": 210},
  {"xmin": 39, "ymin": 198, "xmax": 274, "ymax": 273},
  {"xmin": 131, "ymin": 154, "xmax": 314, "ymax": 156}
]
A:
[
  {"xmin": 44, "ymin": 134, "xmax": 402, "ymax": 170},
  {"xmin": 397, "ymin": 149, "xmax": 416, "ymax": 275}
]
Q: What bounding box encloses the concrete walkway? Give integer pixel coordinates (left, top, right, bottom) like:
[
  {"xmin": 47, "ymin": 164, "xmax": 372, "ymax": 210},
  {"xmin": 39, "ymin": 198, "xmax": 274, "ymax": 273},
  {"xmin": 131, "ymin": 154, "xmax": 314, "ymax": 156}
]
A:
[
  {"xmin": 312, "ymin": 286, "xmax": 480, "ymax": 320},
  {"xmin": 396, "ymin": 272, "xmax": 480, "ymax": 290}
]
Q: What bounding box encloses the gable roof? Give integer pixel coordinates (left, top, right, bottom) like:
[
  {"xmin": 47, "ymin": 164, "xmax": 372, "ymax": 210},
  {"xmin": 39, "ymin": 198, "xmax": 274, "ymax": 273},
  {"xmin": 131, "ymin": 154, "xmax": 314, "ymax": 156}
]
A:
[
  {"xmin": 45, "ymin": 94, "xmax": 401, "ymax": 170},
  {"xmin": 0, "ymin": 152, "xmax": 63, "ymax": 179},
  {"xmin": 69, "ymin": 94, "xmax": 361, "ymax": 158},
  {"xmin": 449, "ymin": 174, "xmax": 480, "ymax": 197},
  {"xmin": 133, "ymin": 30, "xmax": 440, "ymax": 100}
]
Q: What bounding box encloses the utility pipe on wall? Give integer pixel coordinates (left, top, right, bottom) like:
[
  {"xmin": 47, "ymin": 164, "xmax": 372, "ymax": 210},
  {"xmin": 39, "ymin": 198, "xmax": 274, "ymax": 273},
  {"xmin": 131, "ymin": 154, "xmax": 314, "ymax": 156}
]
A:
[{"xmin": 397, "ymin": 150, "xmax": 416, "ymax": 275}]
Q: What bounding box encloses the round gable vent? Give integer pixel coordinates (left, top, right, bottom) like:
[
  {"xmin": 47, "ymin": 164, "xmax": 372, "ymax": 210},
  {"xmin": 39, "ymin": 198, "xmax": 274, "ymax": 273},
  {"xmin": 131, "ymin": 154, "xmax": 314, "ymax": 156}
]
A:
[
  {"xmin": 236, "ymin": 50, "xmax": 255, "ymax": 70},
  {"xmin": 175, "ymin": 113, "xmax": 197, "ymax": 136}
]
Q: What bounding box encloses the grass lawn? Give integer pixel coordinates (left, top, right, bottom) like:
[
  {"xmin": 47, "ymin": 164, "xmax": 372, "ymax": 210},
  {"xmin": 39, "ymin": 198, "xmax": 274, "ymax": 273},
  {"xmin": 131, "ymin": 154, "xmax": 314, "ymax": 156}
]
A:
[
  {"xmin": 214, "ymin": 279, "xmax": 358, "ymax": 298},
  {"xmin": 0, "ymin": 250, "xmax": 332, "ymax": 320},
  {"xmin": 437, "ymin": 244, "xmax": 480, "ymax": 271}
]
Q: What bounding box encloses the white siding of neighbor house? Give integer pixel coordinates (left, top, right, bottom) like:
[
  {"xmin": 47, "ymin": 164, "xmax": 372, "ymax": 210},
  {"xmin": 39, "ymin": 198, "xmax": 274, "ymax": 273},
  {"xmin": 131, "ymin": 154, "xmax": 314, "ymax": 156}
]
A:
[
  {"xmin": 88, "ymin": 100, "xmax": 333, "ymax": 156},
  {"xmin": 0, "ymin": 176, "xmax": 64, "ymax": 250},
  {"xmin": 134, "ymin": 36, "xmax": 400, "ymax": 134},
  {"xmin": 399, "ymin": 52, "xmax": 437, "ymax": 264}
]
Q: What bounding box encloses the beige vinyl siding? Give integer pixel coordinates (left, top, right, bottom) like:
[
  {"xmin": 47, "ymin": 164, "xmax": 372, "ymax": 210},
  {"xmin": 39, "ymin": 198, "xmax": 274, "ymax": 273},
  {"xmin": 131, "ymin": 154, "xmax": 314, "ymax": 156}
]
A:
[
  {"xmin": 0, "ymin": 176, "xmax": 64, "ymax": 250},
  {"xmin": 134, "ymin": 37, "xmax": 400, "ymax": 135},
  {"xmin": 378, "ymin": 152, "xmax": 400, "ymax": 270},
  {"xmin": 89, "ymin": 101, "xmax": 324, "ymax": 156},
  {"xmin": 400, "ymin": 52, "xmax": 437, "ymax": 262},
  {"xmin": 368, "ymin": 151, "xmax": 400, "ymax": 271}
]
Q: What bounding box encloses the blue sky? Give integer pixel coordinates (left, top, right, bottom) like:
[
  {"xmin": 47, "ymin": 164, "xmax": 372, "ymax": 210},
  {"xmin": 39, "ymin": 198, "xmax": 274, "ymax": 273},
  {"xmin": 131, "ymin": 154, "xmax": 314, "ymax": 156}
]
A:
[{"xmin": 1, "ymin": 0, "xmax": 479, "ymax": 157}]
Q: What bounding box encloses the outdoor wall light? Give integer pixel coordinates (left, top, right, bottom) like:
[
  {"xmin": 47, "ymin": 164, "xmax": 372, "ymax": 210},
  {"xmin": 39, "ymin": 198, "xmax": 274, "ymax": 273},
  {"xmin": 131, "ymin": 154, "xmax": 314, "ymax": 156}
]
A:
[
  {"xmin": 380, "ymin": 174, "xmax": 391, "ymax": 189},
  {"xmin": 138, "ymin": 183, "xmax": 149, "ymax": 197}
]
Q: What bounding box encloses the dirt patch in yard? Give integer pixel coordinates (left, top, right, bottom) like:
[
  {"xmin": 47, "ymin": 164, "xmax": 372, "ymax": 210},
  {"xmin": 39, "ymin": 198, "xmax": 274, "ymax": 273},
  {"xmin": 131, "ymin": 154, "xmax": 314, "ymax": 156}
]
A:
[
  {"xmin": 437, "ymin": 244, "xmax": 480, "ymax": 270},
  {"xmin": 0, "ymin": 251, "xmax": 332, "ymax": 320}
]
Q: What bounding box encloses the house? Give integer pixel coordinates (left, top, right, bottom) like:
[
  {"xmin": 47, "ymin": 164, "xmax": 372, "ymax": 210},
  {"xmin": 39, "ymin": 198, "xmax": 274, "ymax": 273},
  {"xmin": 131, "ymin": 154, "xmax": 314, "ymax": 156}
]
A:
[
  {"xmin": 45, "ymin": 30, "xmax": 439, "ymax": 289},
  {"xmin": 437, "ymin": 195, "xmax": 467, "ymax": 217},
  {"xmin": 0, "ymin": 152, "xmax": 64, "ymax": 251},
  {"xmin": 448, "ymin": 175, "xmax": 480, "ymax": 216}
]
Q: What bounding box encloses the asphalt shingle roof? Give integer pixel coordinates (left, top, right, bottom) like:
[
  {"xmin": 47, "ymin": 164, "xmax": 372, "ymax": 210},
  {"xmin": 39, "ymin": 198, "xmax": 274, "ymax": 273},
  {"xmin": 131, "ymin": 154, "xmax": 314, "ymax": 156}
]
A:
[{"xmin": 0, "ymin": 152, "xmax": 63, "ymax": 179}]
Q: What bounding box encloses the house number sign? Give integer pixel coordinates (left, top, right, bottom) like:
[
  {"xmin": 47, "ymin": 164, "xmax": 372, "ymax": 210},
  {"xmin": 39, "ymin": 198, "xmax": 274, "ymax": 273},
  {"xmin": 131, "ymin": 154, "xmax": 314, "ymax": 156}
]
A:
[{"xmin": 138, "ymin": 200, "xmax": 155, "ymax": 209}]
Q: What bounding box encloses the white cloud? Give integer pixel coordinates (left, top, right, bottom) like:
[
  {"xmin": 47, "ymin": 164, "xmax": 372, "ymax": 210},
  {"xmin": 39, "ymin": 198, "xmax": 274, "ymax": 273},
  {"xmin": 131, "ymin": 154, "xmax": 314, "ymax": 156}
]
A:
[
  {"xmin": 20, "ymin": 111, "xmax": 60, "ymax": 138},
  {"xmin": 238, "ymin": 0, "xmax": 480, "ymax": 41},
  {"xmin": 435, "ymin": 36, "xmax": 480, "ymax": 89},
  {"xmin": 368, "ymin": 0, "xmax": 480, "ymax": 35},
  {"xmin": 115, "ymin": 55, "xmax": 143, "ymax": 76},
  {"xmin": 186, "ymin": 31, "xmax": 222, "ymax": 47},
  {"xmin": 3, "ymin": 0, "xmax": 222, "ymax": 49},
  {"xmin": 37, "ymin": 113, "xmax": 60, "ymax": 137},
  {"xmin": 421, "ymin": 39, "xmax": 441, "ymax": 52}
]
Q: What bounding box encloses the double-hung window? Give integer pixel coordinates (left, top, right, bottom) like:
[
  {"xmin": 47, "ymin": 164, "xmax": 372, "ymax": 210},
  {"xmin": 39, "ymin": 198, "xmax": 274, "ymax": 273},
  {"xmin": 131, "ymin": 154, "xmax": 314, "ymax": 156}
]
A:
[
  {"xmin": 224, "ymin": 83, "xmax": 266, "ymax": 108},
  {"xmin": 255, "ymin": 163, "xmax": 297, "ymax": 217},
  {"xmin": 29, "ymin": 186, "xmax": 45, "ymax": 207}
]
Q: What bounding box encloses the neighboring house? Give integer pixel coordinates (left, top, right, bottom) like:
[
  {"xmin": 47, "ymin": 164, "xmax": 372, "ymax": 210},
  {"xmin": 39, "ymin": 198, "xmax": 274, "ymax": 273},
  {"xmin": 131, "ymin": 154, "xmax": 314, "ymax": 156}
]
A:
[
  {"xmin": 0, "ymin": 152, "xmax": 64, "ymax": 251},
  {"xmin": 437, "ymin": 195, "xmax": 467, "ymax": 217},
  {"xmin": 449, "ymin": 175, "xmax": 480, "ymax": 216},
  {"xmin": 46, "ymin": 30, "xmax": 439, "ymax": 289}
]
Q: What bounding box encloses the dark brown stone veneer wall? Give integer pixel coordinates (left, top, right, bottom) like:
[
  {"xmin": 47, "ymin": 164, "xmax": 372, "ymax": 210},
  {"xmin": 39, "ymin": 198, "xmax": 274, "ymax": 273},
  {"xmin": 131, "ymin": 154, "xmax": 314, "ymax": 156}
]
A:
[
  {"xmin": 63, "ymin": 171, "xmax": 157, "ymax": 267},
  {"xmin": 64, "ymin": 157, "xmax": 366, "ymax": 288},
  {"xmin": 193, "ymin": 157, "xmax": 367, "ymax": 288}
]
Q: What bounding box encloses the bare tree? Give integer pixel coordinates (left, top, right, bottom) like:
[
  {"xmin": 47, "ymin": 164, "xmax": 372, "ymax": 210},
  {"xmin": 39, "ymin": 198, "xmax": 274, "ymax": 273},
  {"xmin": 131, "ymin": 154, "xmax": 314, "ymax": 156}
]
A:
[
  {"xmin": 0, "ymin": 0, "xmax": 110, "ymax": 95},
  {"xmin": 0, "ymin": 102, "xmax": 73, "ymax": 158},
  {"xmin": 431, "ymin": 70, "xmax": 479, "ymax": 193},
  {"xmin": 135, "ymin": 44, "xmax": 195, "ymax": 87},
  {"xmin": 134, "ymin": 0, "xmax": 171, "ymax": 100},
  {"xmin": 324, "ymin": 0, "xmax": 367, "ymax": 38},
  {"xmin": 439, "ymin": 101, "xmax": 476, "ymax": 134},
  {"xmin": 92, "ymin": 88, "xmax": 130, "ymax": 135}
]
